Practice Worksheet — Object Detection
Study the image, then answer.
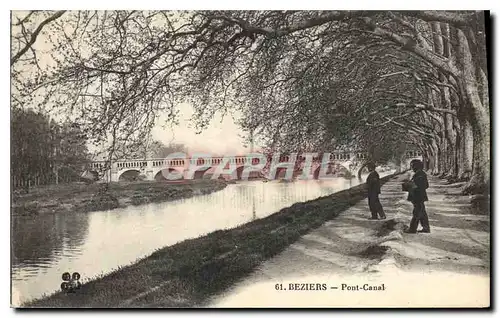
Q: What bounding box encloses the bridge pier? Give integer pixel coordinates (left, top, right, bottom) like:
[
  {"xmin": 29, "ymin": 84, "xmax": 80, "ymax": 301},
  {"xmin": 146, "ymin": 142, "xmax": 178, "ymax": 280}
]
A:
[{"xmin": 109, "ymin": 170, "xmax": 119, "ymax": 182}]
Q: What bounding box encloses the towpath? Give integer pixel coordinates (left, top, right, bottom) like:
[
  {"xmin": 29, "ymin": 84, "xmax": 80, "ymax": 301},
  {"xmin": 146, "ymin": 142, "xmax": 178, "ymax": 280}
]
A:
[{"xmin": 210, "ymin": 174, "xmax": 490, "ymax": 308}]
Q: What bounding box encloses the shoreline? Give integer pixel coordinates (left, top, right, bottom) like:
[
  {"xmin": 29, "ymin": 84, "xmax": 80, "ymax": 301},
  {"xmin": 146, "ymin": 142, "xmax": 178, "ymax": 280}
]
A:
[
  {"xmin": 11, "ymin": 179, "xmax": 228, "ymax": 216},
  {"xmin": 24, "ymin": 173, "xmax": 397, "ymax": 308}
]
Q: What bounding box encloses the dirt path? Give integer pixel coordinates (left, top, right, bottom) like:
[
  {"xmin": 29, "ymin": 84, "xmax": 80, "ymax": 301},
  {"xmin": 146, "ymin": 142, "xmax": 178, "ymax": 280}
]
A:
[{"xmin": 209, "ymin": 174, "xmax": 490, "ymax": 308}]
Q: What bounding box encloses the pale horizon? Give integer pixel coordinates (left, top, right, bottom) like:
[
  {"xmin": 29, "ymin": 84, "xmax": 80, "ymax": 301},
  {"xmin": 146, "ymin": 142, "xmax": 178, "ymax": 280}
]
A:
[{"xmin": 152, "ymin": 103, "xmax": 252, "ymax": 156}]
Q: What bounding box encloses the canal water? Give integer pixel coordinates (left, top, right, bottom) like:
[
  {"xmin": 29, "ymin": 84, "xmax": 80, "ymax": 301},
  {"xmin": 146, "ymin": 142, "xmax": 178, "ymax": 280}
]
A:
[{"xmin": 11, "ymin": 170, "xmax": 394, "ymax": 305}]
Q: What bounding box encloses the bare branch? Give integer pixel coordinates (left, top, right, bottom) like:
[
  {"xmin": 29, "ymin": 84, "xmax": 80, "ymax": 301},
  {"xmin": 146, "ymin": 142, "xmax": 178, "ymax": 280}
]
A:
[{"xmin": 11, "ymin": 10, "xmax": 66, "ymax": 66}]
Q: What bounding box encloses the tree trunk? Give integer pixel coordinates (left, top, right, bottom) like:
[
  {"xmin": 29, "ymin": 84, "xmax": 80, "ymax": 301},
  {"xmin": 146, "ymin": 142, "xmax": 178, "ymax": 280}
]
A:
[
  {"xmin": 444, "ymin": 115, "xmax": 458, "ymax": 178},
  {"xmin": 430, "ymin": 140, "xmax": 440, "ymax": 175},
  {"xmin": 459, "ymin": 117, "xmax": 474, "ymax": 178},
  {"xmin": 465, "ymin": 112, "xmax": 490, "ymax": 194},
  {"xmin": 54, "ymin": 165, "xmax": 59, "ymax": 185},
  {"xmin": 432, "ymin": 22, "xmax": 459, "ymax": 179},
  {"xmin": 457, "ymin": 29, "xmax": 490, "ymax": 194},
  {"xmin": 425, "ymin": 147, "xmax": 434, "ymax": 172}
]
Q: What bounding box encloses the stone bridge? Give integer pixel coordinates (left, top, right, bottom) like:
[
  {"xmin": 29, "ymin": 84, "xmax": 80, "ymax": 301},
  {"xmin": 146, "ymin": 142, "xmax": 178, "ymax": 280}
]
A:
[{"xmin": 85, "ymin": 151, "xmax": 422, "ymax": 182}]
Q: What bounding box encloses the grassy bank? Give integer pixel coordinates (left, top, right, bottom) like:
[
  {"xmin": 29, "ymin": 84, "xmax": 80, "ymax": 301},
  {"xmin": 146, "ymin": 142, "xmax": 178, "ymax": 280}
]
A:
[
  {"xmin": 12, "ymin": 180, "xmax": 227, "ymax": 216},
  {"xmin": 24, "ymin": 174, "xmax": 396, "ymax": 308}
]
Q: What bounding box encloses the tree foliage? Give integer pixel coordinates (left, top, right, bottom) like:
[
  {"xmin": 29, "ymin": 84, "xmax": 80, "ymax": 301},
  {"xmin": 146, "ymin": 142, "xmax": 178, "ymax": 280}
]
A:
[
  {"xmin": 11, "ymin": 10, "xmax": 490, "ymax": 193},
  {"xmin": 11, "ymin": 108, "xmax": 89, "ymax": 188}
]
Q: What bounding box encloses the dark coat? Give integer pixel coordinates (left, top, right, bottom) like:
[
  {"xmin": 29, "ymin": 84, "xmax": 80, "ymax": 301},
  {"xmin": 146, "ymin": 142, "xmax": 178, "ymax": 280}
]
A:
[
  {"xmin": 366, "ymin": 171, "xmax": 381, "ymax": 196},
  {"xmin": 407, "ymin": 170, "xmax": 429, "ymax": 202}
]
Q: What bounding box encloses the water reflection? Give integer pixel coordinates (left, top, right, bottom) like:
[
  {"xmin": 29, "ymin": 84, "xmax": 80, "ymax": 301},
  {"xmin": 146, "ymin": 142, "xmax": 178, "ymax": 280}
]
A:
[
  {"xmin": 12, "ymin": 213, "xmax": 89, "ymax": 274},
  {"xmin": 11, "ymin": 172, "xmax": 390, "ymax": 305}
]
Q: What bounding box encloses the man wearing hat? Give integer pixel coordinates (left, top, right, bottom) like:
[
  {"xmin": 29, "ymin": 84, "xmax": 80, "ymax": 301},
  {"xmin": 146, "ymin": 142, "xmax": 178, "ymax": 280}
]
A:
[
  {"xmin": 404, "ymin": 159, "xmax": 431, "ymax": 233},
  {"xmin": 366, "ymin": 162, "xmax": 386, "ymax": 220}
]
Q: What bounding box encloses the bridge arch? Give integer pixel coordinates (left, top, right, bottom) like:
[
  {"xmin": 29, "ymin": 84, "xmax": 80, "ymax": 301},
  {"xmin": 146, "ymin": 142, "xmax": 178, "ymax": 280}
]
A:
[
  {"xmin": 117, "ymin": 169, "xmax": 142, "ymax": 182},
  {"xmin": 357, "ymin": 162, "xmax": 371, "ymax": 180},
  {"xmin": 312, "ymin": 163, "xmax": 351, "ymax": 179},
  {"xmin": 235, "ymin": 166, "xmax": 245, "ymax": 180},
  {"xmin": 210, "ymin": 165, "xmax": 243, "ymax": 180},
  {"xmin": 154, "ymin": 167, "xmax": 185, "ymax": 181},
  {"xmin": 191, "ymin": 166, "xmax": 213, "ymax": 179},
  {"xmin": 338, "ymin": 161, "xmax": 352, "ymax": 172},
  {"xmin": 232, "ymin": 165, "xmax": 264, "ymax": 180}
]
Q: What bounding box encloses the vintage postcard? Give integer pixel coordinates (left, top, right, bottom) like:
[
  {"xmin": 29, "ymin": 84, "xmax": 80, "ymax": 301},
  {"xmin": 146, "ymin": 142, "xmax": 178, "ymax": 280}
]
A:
[{"xmin": 10, "ymin": 10, "xmax": 490, "ymax": 308}]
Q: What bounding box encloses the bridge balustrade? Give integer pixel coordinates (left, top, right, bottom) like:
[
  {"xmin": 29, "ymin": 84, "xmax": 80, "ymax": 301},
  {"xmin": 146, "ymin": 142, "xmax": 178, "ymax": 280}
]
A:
[
  {"xmin": 406, "ymin": 151, "xmax": 422, "ymax": 158},
  {"xmin": 152, "ymin": 160, "xmax": 164, "ymax": 167},
  {"xmin": 355, "ymin": 153, "xmax": 367, "ymax": 160},
  {"xmin": 116, "ymin": 161, "xmax": 147, "ymax": 169},
  {"xmin": 332, "ymin": 153, "xmax": 350, "ymax": 160},
  {"xmin": 90, "ymin": 162, "xmax": 105, "ymax": 170}
]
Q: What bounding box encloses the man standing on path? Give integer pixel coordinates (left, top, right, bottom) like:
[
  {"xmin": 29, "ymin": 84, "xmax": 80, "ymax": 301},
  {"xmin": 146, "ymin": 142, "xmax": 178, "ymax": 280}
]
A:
[
  {"xmin": 404, "ymin": 159, "xmax": 431, "ymax": 233},
  {"xmin": 366, "ymin": 162, "xmax": 386, "ymax": 220}
]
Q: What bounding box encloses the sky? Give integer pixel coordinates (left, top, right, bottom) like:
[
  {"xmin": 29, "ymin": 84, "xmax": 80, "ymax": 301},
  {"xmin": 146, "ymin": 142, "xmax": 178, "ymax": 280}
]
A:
[{"xmin": 151, "ymin": 103, "xmax": 250, "ymax": 155}]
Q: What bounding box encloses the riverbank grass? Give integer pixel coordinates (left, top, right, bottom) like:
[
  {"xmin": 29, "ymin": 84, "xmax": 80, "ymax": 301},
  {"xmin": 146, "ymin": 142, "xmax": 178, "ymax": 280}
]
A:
[
  {"xmin": 12, "ymin": 180, "xmax": 227, "ymax": 215},
  {"xmin": 25, "ymin": 175, "xmax": 395, "ymax": 308}
]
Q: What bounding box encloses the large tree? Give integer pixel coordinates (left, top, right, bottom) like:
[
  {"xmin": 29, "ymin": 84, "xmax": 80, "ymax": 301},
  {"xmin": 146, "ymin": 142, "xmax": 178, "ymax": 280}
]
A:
[{"xmin": 11, "ymin": 10, "xmax": 490, "ymax": 193}]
